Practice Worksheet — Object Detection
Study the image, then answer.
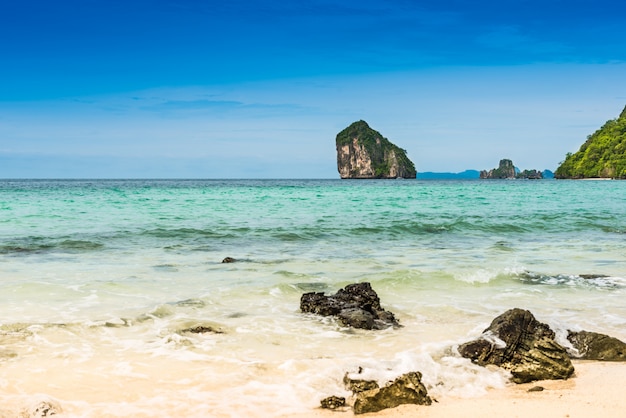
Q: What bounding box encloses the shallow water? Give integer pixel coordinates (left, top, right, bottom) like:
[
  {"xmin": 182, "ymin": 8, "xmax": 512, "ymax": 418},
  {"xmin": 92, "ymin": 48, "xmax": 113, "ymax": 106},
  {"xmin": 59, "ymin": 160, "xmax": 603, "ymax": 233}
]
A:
[{"xmin": 0, "ymin": 179, "xmax": 625, "ymax": 416}]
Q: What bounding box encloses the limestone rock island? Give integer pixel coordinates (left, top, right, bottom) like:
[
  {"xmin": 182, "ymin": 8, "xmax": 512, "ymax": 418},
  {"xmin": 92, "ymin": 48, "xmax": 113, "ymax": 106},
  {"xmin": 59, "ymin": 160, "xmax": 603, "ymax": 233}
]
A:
[
  {"xmin": 336, "ymin": 120, "xmax": 416, "ymax": 179},
  {"xmin": 480, "ymin": 159, "xmax": 517, "ymax": 179}
]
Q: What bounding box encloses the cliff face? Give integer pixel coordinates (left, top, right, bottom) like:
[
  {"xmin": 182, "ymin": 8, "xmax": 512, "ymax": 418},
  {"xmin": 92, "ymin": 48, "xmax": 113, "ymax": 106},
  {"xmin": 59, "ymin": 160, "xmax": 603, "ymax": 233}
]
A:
[
  {"xmin": 555, "ymin": 105, "xmax": 626, "ymax": 179},
  {"xmin": 336, "ymin": 121, "xmax": 416, "ymax": 179}
]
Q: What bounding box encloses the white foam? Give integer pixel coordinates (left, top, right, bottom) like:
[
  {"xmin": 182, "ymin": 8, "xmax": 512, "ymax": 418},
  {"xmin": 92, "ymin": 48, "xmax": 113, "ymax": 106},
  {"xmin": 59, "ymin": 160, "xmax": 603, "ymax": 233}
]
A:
[
  {"xmin": 455, "ymin": 268, "xmax": 498, "ymax": 284},
  {"xmin": 481, "ymin": 330, "xmax": 507, "ymax": 349}
]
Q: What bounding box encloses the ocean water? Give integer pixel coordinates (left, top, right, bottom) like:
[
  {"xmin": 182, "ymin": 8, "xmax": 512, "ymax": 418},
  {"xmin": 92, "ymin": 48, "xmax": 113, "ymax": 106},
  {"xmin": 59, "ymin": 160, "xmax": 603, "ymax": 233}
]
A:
[{"xmin": 0, "ymin": 179, "xmax": 625, "ymax": 417}]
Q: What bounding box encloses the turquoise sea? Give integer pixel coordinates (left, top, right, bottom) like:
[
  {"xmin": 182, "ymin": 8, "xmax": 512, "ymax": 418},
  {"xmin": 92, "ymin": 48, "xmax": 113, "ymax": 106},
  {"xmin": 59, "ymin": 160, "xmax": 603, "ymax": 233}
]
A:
[{"xmin": 1, "ymin": 179, "xmax": 625, "ymax": 416}]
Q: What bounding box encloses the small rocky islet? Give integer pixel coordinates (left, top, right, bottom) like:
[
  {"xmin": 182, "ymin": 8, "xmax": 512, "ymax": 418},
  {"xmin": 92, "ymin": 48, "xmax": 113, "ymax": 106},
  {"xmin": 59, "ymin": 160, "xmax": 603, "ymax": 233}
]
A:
[
  {"xmin": 301, "ymin": 282, "xmax": 626, "ymax": 414},
  {"xmin": 335, "ymin": 120, "xmax": 416, "ymax": 179}
]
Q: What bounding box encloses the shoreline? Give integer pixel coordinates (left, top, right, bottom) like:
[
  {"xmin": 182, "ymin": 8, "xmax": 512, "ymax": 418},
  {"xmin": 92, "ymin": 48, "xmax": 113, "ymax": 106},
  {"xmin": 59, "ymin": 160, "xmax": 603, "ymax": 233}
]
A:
[{"xmin": 295, "ymin": 360, "xmax": 626, "ymax": 418}]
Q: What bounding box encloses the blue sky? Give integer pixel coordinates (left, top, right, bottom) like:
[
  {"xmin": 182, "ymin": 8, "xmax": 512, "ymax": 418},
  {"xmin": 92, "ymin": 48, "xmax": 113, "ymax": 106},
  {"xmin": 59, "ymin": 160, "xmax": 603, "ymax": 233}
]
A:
[{"xmin": 1, "ymin": 0, "xmax": 626, "ymax": 178}]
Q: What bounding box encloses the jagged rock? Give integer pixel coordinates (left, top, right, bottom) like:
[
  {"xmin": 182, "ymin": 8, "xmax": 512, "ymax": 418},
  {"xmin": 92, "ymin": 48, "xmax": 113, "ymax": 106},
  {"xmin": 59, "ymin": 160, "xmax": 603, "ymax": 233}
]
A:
[
  {"xmin": 336, "ymin": 120, "xmax": 416, "ymax": 179},
  {"xmin": 567, "ymin": 330, "xmax": 626, "ymax": 361},
  {"xmin": 344, "ymin": 372, "xmax": 380, "ymax": 393},
  {"xmin": 458, "ymin": 308, "xmax": 574, "ymax": 383},
  {"xmin": 320, "ymin": 396, "xmax": 346, "ymax": 409},
  {"xmin": 300, "ymin": 282, "xmax": 399, "ymax": 330},
  {"xmin": 352, "ymin": 372, "xmax": 432, "ymax": 415}
]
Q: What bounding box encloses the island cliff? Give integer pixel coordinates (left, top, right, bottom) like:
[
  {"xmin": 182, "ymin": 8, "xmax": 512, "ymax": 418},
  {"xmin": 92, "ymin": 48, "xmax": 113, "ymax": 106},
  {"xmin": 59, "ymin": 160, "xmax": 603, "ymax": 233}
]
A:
[
  {"xmin": 336, "ymin": 120, "xmax": 416, "ymax": 179},
  {"xmin": 555, "ymin": 105, "xmax": 626, "ymax": 179}
]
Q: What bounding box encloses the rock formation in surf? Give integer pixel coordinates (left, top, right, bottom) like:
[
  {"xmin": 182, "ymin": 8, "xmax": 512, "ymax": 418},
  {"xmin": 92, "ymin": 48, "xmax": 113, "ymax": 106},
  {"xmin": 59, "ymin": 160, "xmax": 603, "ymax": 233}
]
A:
[
  {"xmin": 335, "ymin": 120, "xmax": 416, "ymax": 179},
  {"xmin": 300, "ymin": 282, "xmax": 399, "ymax": 330},
  {"xmin": 457, "ymin": 308, "xmax": 574, "ymax": 383}
]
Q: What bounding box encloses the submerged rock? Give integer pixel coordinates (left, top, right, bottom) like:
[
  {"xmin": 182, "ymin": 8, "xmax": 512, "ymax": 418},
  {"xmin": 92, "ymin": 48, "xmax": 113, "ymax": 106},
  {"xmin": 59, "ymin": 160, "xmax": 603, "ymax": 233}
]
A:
[
  {"xmin": 567, "ymin": 330, "xmax": 626, "ymax": 361},
  {"xmin": 221, "ymin": 257, "xmax": 236, "ymax": 263},
  {"xmin": 458, "ymin": 308, "xmax": 574, "ymax": 383},
  {"xmin": 352, "ymin": 372, "xmax": 432, "ymax": 415},
  {"xmin": 180, "ymin": 325, "xmax": 224, "ymax": 334},
  {"xmin": 300, "ymin": 282, "xmax": 399, "ymax": 330},
  {"xmin": 579, "ymin": 274, "xmax": 610, "ymax": 280}
]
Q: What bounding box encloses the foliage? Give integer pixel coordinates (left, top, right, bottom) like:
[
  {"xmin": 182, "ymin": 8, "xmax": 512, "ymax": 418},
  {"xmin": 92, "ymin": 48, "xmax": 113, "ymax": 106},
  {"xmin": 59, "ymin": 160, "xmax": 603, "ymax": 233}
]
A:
[{"xmin": 555, "ymin": 106, "xmax": 626, "ymax": 179}]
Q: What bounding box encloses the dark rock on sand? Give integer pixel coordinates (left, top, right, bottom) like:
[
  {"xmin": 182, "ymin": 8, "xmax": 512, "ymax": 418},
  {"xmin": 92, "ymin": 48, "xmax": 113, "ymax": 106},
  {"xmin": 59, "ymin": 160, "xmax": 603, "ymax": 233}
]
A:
[
  {"xmin": 320, "ymin": 396, "xmax": 346, "ymax": 409},
  {"xmin": 458, "ymin": 308, "xmax": 574, "ymax": 383},
  {"xmin": 352, "ymin": 371, "xmax": 432, "ymax": 415},
  {"xmin": 300, "ymin": 282, "xmax": 399, "ymax": 330},
  {"xmin": 567, "ymin": 330, "xmax": 626, "ymax": 361}
]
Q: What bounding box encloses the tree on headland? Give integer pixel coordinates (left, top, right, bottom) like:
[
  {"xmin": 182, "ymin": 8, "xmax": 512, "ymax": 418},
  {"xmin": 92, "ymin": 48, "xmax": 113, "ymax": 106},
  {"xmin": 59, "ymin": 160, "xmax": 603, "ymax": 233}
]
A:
[{"xmin": 555, "ymin": 106, "xmax": 626, "ymax": 179}]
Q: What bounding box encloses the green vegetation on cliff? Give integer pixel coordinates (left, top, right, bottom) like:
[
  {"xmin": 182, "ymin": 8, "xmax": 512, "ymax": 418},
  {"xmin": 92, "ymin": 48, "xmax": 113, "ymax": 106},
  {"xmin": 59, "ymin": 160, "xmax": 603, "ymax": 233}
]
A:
[
  {"xmin": 555, "ymin": 106, "xmax": 626, "ymax": 179},
  {"xmin": 336, "ymin": 120, "xmax": 416, "ymax": 178}
]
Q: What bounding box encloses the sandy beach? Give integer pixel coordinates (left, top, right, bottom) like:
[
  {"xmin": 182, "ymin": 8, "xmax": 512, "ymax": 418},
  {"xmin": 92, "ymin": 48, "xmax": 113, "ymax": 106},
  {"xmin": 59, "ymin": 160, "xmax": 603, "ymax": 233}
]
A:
[{"xmin": 296, "ymin": 361, "xmax": 626, "ymax": 418}]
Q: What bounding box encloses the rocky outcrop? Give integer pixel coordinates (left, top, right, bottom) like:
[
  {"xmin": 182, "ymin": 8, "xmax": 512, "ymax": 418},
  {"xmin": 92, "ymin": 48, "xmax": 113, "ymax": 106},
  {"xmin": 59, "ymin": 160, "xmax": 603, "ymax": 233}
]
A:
[
  {"xmin": 480, "ymin": 159, "xmax": 517, "ymax": 179},
  {"xmin": 567, "ymin": 330, "xmax": 626, "ymax": 361},
  {"xmin": 336, "ymin": 120, "xmax": 416, "ymax": 179},
  {"xmin": 458, "ymin": 308, "xmax": 574, "ymax": 383},
  {"xmin": 352, "ymin": 372, "xmax": 432, "ymax": 415},
  {"xmin": 300, "ymin": 282, "xmax": 399, "ymax": 330}
]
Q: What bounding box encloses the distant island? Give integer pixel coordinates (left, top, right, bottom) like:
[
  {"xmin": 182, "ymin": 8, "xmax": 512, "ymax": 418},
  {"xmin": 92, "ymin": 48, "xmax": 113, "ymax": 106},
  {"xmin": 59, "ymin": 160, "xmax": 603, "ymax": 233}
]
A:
[
  {"xmin": 416, "ymin": 168, "xmax": 553, "ymax": 180},
  {"xmin": 555, "ymin": 105, "xmax": 626, "ymax": 179},
  {"xmin": 336, "ymin": 120, "xmax": 416, "ymax": 179},
  {"xmin": 480, "ymin": 159, "xmax": 553, "ymax": 179},
  {"xmin": 416, "ymin": 170, "xmax": 480, "ymax": 179}
]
